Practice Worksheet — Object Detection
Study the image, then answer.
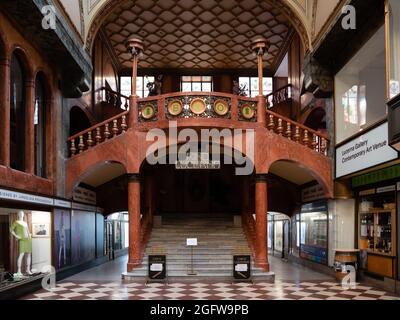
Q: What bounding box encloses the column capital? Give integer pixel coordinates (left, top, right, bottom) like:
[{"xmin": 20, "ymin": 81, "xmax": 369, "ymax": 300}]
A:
[{"xmin": 127, "ymin": 173, "xmax": 141, "ymax": 183}]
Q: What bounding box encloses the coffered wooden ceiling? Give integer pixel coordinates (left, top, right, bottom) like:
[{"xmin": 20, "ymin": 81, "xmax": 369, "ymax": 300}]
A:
[{"xmin": 102, "ymin": 0, "xmax": 294, "ymax": 72}]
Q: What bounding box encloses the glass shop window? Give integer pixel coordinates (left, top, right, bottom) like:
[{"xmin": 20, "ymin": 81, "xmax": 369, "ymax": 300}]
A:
[
  {"xmin": 180, "ymin": 76, "xmax": 213, "ymax": 92},
  {"xmin": 388, "ymin": 0, "xmax": 400, "ymax": 99},
  {"xmin": 335, "ymin": 25, "xmax": 387, "ymax": 144}
]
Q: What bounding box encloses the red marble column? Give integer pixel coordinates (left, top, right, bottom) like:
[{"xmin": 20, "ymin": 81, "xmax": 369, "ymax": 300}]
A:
[
  {"xmin": 257, "ymin": 95, "xmax": 266, "ymax": 125},
  {"xmin": 255, "ymin": 174, "xmax": 269, "ymax": 271},
  {"xmin": 145, "ymin": 174, "xmax": 154, "ymax": 225},
  {"xmin": 0, "ymin": 56, "xmax": 10, "ymax": 166},
  {"xmin": 25, "ymin": 79, "xmax": 35, "ymax": 174},
  {"xmin": 242, "ymin": 176, "xmax": 250, "ymax": 217},
  {"xmin": 127, "ymin": 174, "xmax": 141, "ymax": 271}
]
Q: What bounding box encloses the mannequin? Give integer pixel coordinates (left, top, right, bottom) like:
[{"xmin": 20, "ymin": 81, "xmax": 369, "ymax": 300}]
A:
[
  {"xmin": 58, "ymin": 212, "xmax": 66, "ymax": 268},
  {"xmin": 10, "ymin": 211, "xmax": 33, "ymax": 276}
]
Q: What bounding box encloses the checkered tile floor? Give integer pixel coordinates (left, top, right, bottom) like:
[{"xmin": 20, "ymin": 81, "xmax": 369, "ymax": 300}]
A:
[{"xmin": 21, "ymin": 281, "xmax": 400, "ymax": 300}]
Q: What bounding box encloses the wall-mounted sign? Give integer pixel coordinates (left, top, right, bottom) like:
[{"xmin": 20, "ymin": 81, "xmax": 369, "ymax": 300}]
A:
[
  {"xmin": 376, "ymin": 185, "xmax": 396, "ymax": 194},
  {"xmin": 302, "ymin": 184, "xmax": 325, "ymax": 203},
  {"xmin": 359, "ymin": 189, "xmax": 376, "ymax": 196},
  {"xmin": 233, "ymin": 255, "xmax": 251, "ymax": 280},
  {"xmin": 336, "ymin": 122, "xmax": 398, "ymax": 178},
  {"xmin": 73, "ymin": 186, "xmax": 96, "ymax": 205},
  {"xmin": 54, "ymin": 199, "xmax": 72, "ymax": 208},
  {"xmin": 0, "ymin": 188, "xmax": 54, "ymax": 206},
  {"xmin": 72, "ymin": 202, "xmax": 97, "ymax": 212},
  {"xmin": 148, "ymin": 255, "xmax": 166, "ymax": 280},
  {"xmin": 186, "ymin": 238, "xmax": 198, "ymax": 246},
  {"xmin": 175, "ymin": 152, "xmax": 220, "ymax": 170}
]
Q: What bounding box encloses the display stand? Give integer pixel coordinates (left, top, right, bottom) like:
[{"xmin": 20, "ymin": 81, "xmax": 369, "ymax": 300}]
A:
[{"xmin": 187, "ymin": 238, "xmax": 197, "ymax": 276}]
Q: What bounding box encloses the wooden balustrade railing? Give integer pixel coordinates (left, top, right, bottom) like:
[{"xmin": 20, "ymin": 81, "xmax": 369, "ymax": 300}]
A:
[
  {"xmin": 66, "ymin": 91, "xmax": 329, "ymax": 158},
  {"xmin": 67, "ymin": 111, "xmax": 129, "ymax": 157},
  {"xmin": 96, "ymin": 87, "xmax": 130, "ymax": 110},
  {"xmin": 265, "ymin": 84, "xmax": 292, "ymax": 108},
  {"xmin": 265, "ymin": 108, "xmax": 329, "ymax": 156}
]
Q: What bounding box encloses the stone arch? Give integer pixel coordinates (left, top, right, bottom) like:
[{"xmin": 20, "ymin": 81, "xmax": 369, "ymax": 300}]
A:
[
  {"xmin": 266, "ymin": 158, "xmax": 332, "ymax": 199},
  {"xmin": 66, "ymin": 159, "xmax": 127, "ymax": 199},
  {"xmin": 69, "ymin": 105, "xmax": 95, "ymax": 137},
  {"xmin": 10, "ymin": 46, "xmax": 34, "ymax": 81},
  {"xmin": 134, "ymin": 133, "xmax": 256, "ymax": 176},
  {"xmin": 85, "ymin": 0, "xmax": 312, "ymax": 53}
]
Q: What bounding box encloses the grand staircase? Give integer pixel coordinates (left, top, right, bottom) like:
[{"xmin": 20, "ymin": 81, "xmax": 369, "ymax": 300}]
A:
[{"xmin": 122, "ymin": 214, "xmax": 275, "ymax": 281}]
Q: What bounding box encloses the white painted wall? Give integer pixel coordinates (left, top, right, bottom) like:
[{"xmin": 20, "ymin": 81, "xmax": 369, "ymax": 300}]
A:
[
  {"xmin": 59, "ymin": 0, "xmax": 82, "ymax": 35},
  {"xmin": 328, "ymin": 199, "xmax": 356, "ymax": 266}
]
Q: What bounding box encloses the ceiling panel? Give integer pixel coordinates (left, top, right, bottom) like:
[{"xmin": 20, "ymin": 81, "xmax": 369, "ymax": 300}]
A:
[{"xmin": 102, "ymin": 0, "xmax": 292, "ymax": 71}]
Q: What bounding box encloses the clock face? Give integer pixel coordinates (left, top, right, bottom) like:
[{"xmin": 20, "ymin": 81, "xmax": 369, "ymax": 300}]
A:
[
  {"xmin": 213, "ymin": 100, "xmax": 229, "ymax": 116},
  {"xmin": 141, "ymin": 104, "xmax": 155, "ymax": 119},
  {"xmin": 241, "ymin": 104, "xmax": 255, "ymax": 119},
  {"xmin": 190, "ymin": 98, "xmax": 206, "ymax": 115},
  {"xmin": 168, "ymin": 100, "xmax": 183, "ymax": 116}
]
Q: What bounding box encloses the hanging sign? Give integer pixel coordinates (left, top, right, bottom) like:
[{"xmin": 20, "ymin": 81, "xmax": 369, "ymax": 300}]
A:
[
  {"xmin": 148, "ymin": 255, "xmax": 166, "ymax": 280},
  {"xmin": 233, "ymin": 255, "xmax": 251, "ymax": 280},
  {"xmin": 175, "ymin": 152, "xmax": 220, "ymax": 169},
  {"xmin": 302, "ymin": 184, "xmax": 325, "ymax": 203},
  {"xmin": 73, "ymin": 186, "xmax": 96, "ymax": 205},
  {"xmin": 336, "ymin": 122, "xmax": 398, "ymax": 178}
]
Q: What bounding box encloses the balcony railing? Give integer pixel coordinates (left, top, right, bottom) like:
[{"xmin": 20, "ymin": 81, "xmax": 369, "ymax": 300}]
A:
[
  {"xmin": 67, "ymin": 91, "xmax": 329, "ymax": 157},
  {"xmin": 96, "ymin": 87, "xmax": 130, "ymax": 110},
  {"xmin": 265, "ymin": 84, "xmax": 292, "ymax": 108}
]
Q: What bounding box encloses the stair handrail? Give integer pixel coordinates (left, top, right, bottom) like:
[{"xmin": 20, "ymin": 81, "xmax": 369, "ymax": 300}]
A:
[
  {"xmin": 67, "ymin": 110, "xmax": 129, "ymax": 156},
  {"xmin": 95, "ymin": 86, "xmax": 130, "ymax": 110},
  {"xmin": 265, "ymin": 108, "xmax": 329, "ymax": 155},
  {"xmin": 265, "ymin": 84, "xmax": 292, "ymax": 108}
]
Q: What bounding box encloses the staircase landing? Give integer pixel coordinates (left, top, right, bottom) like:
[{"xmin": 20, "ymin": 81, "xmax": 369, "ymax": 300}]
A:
[{"xmin": 122, "ymin": 214, "xmax": 275, "ymax": 282}]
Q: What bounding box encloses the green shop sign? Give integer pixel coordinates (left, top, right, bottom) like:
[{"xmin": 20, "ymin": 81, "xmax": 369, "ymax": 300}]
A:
[{"xmin": 352, "ymin": 164, "xmax": 400, "ymax": 188}]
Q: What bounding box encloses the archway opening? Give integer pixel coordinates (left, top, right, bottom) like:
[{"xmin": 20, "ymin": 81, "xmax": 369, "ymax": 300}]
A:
[{"xmin": 69, "ymin": 106, "xmax": 92, "ymax": 136}]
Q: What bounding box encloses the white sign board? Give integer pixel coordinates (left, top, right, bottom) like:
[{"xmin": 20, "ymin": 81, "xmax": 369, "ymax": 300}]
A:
[
  {"xmin": 73, "ymin": 186, "xmax": 96, "ymax": 205},
  {"xmin": 150, "ymin": 263, "xmax": 163, "ymax": 272},
  {"xmin": 0, "ymin": 188, "xmax": 54, "ymax": 206},
  {"xmin": 235, "ymin": 264, "xmax": 248, "ymax": 272},
  {"xmin": 302, "ymin": 184, "xmax": 325, "ymax": 203},
  {"xmin": 336, "ymin": 122, "xmax": 398, "ymax": 178},
  {"xmin": 186, "ymin": 238, "xmax": 198, "ymax": 246}
]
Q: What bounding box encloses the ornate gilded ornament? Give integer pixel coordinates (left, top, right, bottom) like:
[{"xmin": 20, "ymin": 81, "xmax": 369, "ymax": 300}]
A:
[
  {"xmin": 213, "ymin": 99, "xmax": 229, "ymax": 116},
  {"xmin": 168, "ymin": 100, "xmax": 183, "ymax": 116},
  {"xmin": 190, "ymin": 98, "xmax": 206, "ymax": 115},
  {"xmin": 141, "ymin": 104, "xmax": 155, "ymax": 119},
  {"xmin": 241, "ymin": 104, "xmax": 255, "ymax": 120}
]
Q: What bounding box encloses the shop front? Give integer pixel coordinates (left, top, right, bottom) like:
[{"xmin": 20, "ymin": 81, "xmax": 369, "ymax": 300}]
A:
[
  {"xmin": 351, "ymin": 165, "xmax": 399, "ymax": 279},
  {"xmin": 0, "ymin": 187, "xmax": 106, "ymax": 298}
]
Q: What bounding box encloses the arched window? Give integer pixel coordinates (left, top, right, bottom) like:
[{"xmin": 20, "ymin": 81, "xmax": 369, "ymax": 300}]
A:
[
  {"xmin": 34, "ymin": 74, "xmax": 47, "ymax": 178},
  {"xmin": 10, "ymin": 53, "xmax": 25, "ymax": 171}
]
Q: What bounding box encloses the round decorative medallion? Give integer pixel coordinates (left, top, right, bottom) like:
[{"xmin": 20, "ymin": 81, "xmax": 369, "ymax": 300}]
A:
[
  {"xmin": 141, "ymin": 104, "xmax": 155, "ymax": 119},
  {"xmin": 190, "ymin": 98, "xmax": 207, "ymax": 115},
  {"xmin": 241, "ymin": 104, "xmax": 255, "ymax": 119},
  {"xmin": 168, "ymin": 100, "xmax": 183, "ymax": 116},
  {"xmin": 213, "ymin": 100, "xmax": 229, "ymax": 116}
]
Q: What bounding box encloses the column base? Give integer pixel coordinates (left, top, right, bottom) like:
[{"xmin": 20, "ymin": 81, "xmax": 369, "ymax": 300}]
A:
[
  {"xmin": 127, "ymin": 261, "xmax": 141, "ymax": 272},
  {"xmin": 255, "ymin": 261, "xmax": 270, "ymax": 272}
]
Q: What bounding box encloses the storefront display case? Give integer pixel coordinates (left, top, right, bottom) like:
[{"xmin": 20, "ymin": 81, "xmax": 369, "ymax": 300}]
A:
[{"xmin": 358, "ymin": 195, "xmax": 397, "ymax": 278}]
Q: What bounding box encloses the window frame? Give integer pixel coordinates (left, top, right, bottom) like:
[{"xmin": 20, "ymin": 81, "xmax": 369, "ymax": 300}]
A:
[
  {"xmin": 119, "ymin": 76, "xmax": 155, "ymax": 98},
  {"xmin": 238, "ymin": 77, "xmax": 273, "ymax": 97},
  {"xmin": 180, "ymin": 76, "xmax": 213, "ymax": 92},
  {"xmin": 34, "ymin": 74, "xmax": 47, "ymax": 178}
]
